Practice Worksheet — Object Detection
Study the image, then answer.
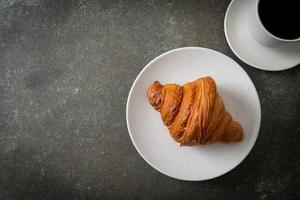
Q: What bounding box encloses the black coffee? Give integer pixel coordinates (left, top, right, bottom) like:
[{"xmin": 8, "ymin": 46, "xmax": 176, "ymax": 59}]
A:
[{"xmin": 258, "ymin": 0, "xmax": 300, "ymax": 40}]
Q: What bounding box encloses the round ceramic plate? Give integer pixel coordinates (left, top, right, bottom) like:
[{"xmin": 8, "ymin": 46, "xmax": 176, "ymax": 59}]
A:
[
  {"xmin": 224, "ymin": 0, "xmax": 300, "ymax": 71},
  {"xmin": 126, "ymin": 47, "xmax": 261, "ymax": 181}
]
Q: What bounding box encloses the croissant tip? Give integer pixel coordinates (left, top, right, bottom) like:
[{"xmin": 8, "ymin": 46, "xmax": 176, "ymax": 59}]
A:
[
  {"xmin": 223, "ymin": 121, "xmax": 243, "ymax": 143},
  {"xmin": 147, "ymin": 81, "xmax": 164, "ymax": 111}
]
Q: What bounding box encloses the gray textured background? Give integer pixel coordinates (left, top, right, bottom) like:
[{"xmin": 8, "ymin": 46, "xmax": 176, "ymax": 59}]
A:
[{"xmin": 0, "ymin": 0, "xmax": 299, "ymax": 199}]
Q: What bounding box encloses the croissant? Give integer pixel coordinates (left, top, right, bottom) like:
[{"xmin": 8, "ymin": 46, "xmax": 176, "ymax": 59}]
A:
[{"xmin": 147, "ymin": 76, "xmax": 243, "ymax": 146}]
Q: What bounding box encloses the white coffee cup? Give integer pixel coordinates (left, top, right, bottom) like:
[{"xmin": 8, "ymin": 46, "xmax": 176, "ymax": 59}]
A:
[{"xmin": 249, "ymin": 0, "xmax": 300, "ymax": 48}]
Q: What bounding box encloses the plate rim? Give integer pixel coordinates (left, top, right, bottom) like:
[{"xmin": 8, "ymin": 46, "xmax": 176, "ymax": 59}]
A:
[
  {"xmin": 126, "ymin": 47, "xmax": 261, "ymax": 181},
  {"xmin": 224, "ymin": 0, "xmax": 300, "ymax": 71}
]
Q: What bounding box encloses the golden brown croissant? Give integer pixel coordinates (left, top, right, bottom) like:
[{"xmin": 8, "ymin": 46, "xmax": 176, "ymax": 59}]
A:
[{"xmin": 147, "ymin": 76, "xmax": 243, "ymax": 146}]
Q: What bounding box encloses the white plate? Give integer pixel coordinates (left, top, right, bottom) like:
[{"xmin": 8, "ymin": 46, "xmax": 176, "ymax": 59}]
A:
[
  {"xmin": 224, "ymin": 0, "xmax": 300, "ymax": 71},
  {"xmin": 126, "ymin": 47, "xmax": 261, "ymax": 181}
]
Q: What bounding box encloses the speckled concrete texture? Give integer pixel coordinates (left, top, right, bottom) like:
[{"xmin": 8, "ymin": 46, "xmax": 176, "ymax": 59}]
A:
[{"xmin": 0, "ymin": 0, "xmax": 299, "ymax": 199}]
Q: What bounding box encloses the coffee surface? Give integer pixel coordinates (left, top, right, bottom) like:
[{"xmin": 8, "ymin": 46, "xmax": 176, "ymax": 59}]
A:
[{"xmin": 258, "ymin": 0, "xmax": 300, "ymax": 40}]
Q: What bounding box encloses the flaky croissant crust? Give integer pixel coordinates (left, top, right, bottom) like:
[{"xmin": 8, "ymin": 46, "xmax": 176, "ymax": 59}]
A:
[{"xmin": 147, "ymin": 76, "xmax": 243, "ymax": 146}]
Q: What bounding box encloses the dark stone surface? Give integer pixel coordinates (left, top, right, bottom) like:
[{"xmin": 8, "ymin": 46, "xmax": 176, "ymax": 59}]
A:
[{"xmin": 0, "ymin": 0, "xmax": 299, "ymax": 199}]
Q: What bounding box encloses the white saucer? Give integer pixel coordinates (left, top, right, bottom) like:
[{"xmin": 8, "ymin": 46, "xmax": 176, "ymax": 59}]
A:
[
  {"xmin": 224, "ymin": 0, "xmax": 300, "ymax": 71},
  {"xmin": 126, "ymin": 47, "xmax": 261, "ymax": 181}
]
